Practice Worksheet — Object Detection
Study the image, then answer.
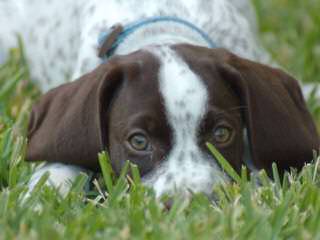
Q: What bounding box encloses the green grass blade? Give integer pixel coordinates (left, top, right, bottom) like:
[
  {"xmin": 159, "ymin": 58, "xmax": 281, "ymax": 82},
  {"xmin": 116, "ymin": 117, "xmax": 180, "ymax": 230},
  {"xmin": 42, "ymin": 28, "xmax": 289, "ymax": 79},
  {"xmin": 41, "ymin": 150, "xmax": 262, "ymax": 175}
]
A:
[
  {"xmin": 272, "ymin": 162, "xmax": 282, "ymax": 195},
  {"xmin": 130, "ymin": 163, "xmax": 141, "ymax": 185},
  {"xmin": 206, "ymin": 142, "xmax": 241, "ymax": 183},
  {"xmin": 98, "ymin": 151, "xmax": 114, "ymax": 194}
]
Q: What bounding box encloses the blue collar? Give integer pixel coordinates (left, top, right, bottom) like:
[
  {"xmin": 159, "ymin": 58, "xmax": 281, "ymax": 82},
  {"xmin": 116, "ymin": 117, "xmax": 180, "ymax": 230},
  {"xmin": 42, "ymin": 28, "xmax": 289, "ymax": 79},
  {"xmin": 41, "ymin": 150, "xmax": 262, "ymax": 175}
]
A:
[{"xmin": 98, "ymin": 16, "xmax": 217, "ymax": 60}]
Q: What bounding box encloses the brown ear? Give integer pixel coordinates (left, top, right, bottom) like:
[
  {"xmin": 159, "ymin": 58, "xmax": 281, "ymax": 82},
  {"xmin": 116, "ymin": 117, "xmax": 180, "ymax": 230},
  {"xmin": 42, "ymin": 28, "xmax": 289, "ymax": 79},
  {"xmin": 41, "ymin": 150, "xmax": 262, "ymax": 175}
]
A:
[
  {"xmin": 26, "ymin": 62, "xmax": 123, "ymax": 171},
  {"xmin": 219, "ymin": 52, "xmax": 319, "ymax": 173}
]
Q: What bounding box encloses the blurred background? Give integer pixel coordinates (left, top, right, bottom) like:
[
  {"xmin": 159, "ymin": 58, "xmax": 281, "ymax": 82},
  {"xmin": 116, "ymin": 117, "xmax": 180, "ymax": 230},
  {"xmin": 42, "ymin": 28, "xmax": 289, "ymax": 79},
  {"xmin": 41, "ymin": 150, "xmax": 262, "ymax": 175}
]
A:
[
  {"xmin": 253, "ymin": 0, "xmax": 320, "ymax": 127},
  {"xmin": 253, "ymin": 0, "xmax": 320, "ymax": 84}
]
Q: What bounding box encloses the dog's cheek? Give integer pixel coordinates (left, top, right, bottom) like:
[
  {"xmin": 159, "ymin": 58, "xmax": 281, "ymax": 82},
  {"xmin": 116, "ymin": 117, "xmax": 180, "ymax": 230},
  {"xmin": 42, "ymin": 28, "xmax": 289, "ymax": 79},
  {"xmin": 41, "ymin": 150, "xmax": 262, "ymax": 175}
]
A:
[
  {"xmin": 216, "ymin": 136, "xmax": 244, "ymax": 173},
  {"xmin": 108, "ymin": 139, "xmax": 155, "ymax": 177},
  {"xmin": 133, "ymin": 141, "xmax": 172, "ymax": 177},
  {"xmin": 126, "ymin": 153, "xmax": 155, "ymax": 177}
]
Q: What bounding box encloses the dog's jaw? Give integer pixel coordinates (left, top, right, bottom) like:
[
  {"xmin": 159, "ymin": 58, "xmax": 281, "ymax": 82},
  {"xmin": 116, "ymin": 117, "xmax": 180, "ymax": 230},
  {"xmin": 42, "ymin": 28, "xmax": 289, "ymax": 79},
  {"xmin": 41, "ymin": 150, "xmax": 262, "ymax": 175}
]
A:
[{"xmin": 142, "ymin": 46, "xmax": 228, "ymax": 197}]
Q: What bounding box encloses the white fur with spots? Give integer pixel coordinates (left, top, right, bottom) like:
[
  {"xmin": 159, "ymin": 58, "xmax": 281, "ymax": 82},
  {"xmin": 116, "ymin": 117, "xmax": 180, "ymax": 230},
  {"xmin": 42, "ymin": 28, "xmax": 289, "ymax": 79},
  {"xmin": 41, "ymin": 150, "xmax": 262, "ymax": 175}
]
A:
[{"xmin": 0, "ymin": 0, "xmax": 271, "ymax": 92}]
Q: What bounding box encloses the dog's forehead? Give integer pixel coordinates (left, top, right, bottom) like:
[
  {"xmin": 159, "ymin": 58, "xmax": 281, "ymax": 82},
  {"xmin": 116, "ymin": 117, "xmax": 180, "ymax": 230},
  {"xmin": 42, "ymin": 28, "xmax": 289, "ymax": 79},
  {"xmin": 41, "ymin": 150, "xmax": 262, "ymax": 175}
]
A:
[
  {"xmin": 147, "ymin": 45, "xmax": 209, "ymax": 124},
  {"xmin": 114, "ymin": 46, "xmax": 206, "ymax": 118},
  {"xmin": 171, "ymin": 44, "xmax": 241, "ymax": 108},
  {"xmin": 113, "ymin": 44, "xmax": 240, "ymax": 118}
]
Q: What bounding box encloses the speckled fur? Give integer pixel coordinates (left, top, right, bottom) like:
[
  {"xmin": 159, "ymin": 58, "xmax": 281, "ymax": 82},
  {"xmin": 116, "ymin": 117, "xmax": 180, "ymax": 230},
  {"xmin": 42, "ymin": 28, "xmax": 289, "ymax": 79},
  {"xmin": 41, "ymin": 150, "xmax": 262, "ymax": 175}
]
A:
[{"xmin": 1, "ymin": 0, "xmax": 270, "ymax": 92}]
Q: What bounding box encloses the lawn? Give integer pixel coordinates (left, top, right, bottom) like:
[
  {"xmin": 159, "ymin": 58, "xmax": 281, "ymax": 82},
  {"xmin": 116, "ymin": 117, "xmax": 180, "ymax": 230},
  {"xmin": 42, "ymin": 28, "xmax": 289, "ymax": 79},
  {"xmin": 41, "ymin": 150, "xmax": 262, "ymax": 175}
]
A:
[{"xmin": 0, "ymin": 1, "xmax": 319, "ymax": 239}]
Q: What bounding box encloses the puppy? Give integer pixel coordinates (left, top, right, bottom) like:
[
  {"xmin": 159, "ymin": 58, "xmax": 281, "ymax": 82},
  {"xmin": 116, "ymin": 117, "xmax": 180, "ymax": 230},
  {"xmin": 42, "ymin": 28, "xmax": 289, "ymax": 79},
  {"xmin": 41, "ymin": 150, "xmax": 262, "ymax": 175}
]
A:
[
  {"xmin": 1, "ymin": 1, "xmax": 318, "ymax": 196},
  {"xmin": 26, "ymin": 45, "xmax": 319, "ymax": 196}
]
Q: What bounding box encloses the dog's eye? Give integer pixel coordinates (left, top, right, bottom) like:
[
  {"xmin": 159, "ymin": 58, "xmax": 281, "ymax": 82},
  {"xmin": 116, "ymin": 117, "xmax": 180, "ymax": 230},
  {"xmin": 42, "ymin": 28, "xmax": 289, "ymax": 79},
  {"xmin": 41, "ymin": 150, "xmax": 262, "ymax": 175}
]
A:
[
  {"xmin": 213, "ymin": 126, "xmax": 232, "ymax": 143},
  {"xmin": 129, "ymin": 134, "xmax": 149, "ymax": 151}
]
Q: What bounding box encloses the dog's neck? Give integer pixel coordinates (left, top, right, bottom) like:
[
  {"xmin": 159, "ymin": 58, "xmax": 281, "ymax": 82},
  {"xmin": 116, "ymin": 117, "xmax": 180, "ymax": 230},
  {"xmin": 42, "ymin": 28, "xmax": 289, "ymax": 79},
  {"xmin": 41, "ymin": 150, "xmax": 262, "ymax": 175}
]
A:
[{"xmin": 113, "ymin": 21, "xmax": 212, "ymax": 56}]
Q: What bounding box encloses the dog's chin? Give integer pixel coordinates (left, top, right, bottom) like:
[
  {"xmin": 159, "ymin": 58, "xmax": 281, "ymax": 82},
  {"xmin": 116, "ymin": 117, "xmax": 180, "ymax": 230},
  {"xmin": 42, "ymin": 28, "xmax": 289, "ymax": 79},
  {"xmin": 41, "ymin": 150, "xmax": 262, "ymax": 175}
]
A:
[{"xmin": 144, "ymin": 179, "xmax": 226, "ymax": 211}]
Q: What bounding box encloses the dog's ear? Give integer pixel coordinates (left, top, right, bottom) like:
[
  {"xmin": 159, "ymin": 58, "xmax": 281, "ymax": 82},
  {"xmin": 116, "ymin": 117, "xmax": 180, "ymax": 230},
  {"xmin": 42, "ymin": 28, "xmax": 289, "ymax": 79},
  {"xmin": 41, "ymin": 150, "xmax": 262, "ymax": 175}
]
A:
[
  {"xmin": 26, "ymin": 62, "xmax": 123, "ymax": 171},
  {"xmin": 218, "ymin": 50, "xmax": 319, "ymax": 173}
]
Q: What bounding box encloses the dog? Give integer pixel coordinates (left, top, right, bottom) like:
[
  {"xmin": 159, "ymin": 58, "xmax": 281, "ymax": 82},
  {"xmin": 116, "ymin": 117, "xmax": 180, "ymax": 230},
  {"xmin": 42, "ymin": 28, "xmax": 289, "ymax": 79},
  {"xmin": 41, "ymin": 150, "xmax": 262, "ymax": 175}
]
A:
[{"xmin": 1, "ymin": 0, "xmax": 319, "ymax": 197}]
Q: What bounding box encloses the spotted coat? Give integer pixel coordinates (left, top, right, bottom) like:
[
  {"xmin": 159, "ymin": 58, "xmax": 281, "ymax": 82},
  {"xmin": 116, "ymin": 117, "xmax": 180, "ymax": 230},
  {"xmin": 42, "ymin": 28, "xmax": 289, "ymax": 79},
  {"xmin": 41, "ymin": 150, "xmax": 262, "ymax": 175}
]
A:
[{"xmin": 0, "ymin": 0, "xmax": 271, "ymax": 92}]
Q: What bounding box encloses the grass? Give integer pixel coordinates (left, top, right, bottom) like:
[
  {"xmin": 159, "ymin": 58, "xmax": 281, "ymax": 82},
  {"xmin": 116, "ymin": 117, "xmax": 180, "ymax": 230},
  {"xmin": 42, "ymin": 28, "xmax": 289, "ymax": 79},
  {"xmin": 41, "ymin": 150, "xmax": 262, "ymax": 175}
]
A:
[
  {"xmin": 0, "ymin": 1, "xmax": 320, "ymax": 239},
  {"xmin": 252, "ymin": 0, "xmax": 320, "ymax": 85}
]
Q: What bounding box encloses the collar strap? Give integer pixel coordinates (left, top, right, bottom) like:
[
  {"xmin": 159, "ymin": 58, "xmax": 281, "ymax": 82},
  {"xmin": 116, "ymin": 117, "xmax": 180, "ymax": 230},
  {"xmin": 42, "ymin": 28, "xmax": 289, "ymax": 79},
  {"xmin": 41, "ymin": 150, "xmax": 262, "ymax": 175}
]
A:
[{"xmin": 98, "ymin": 16, "xmax": 217, "ymax": 60}]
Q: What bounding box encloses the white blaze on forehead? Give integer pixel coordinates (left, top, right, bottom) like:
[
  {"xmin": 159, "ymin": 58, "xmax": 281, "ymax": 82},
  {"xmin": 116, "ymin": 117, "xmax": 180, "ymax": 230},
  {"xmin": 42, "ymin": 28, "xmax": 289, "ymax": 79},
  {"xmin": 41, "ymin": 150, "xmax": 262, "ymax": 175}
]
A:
[{"xmin": 143, "ymin": 46, "xmax": 227, "ymax": 197}]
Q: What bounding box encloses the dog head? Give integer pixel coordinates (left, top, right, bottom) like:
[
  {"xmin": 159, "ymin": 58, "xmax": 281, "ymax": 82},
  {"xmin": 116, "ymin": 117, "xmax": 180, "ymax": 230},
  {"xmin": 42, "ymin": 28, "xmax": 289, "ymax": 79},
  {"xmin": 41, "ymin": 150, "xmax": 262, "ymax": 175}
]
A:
[{"xmin": 27, "ymin": 44, "xmax": 319, "ymax": 196}]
